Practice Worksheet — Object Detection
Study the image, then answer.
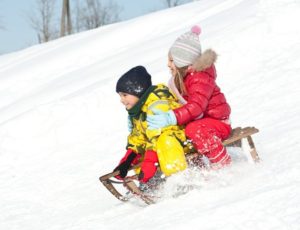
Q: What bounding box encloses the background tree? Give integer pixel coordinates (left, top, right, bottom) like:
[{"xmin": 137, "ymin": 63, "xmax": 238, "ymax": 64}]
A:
[
  {"xmin": 74, "ymin": 0, "xmax": 121, "ymax": 32},
  {"xmin": 163, "ymin": 0, "xmax": 184, "ymax": 7},
  {"xmin": 60, "ymin": 0, "xmax": 72, "ymax": 36},
  {"xmin": 29, "ymin": 0, "xmax": 58, "ymax": 43},
  {"xmin": 162, "ymin": 0, "xmax": 199, "ymax": 8}
]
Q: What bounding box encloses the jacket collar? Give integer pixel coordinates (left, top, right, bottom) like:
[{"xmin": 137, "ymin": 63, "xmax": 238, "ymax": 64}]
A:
[{"xmin": 192, "ymin": 49, "xmax": 217, "ymax": 71}]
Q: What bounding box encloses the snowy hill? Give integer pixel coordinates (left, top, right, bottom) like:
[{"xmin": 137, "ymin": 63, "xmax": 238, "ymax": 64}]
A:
[{"xmin": 1, "ymin": 0, "xmax": 300, "ymax": 229}]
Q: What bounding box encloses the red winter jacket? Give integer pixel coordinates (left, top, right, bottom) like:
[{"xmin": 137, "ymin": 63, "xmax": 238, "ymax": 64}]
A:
[{"xmin": 173, "ymin": 49, "xmax": 231, "ymax": 125}]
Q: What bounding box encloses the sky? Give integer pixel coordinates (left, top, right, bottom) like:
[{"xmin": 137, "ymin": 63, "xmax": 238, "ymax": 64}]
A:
[
  {"xmin": 0, "ymin": 0, "xmax": 182, "ymax": 55},
  {"xmin": 1, "ymin": 0, "xmax": 300, "ymax": 229}
]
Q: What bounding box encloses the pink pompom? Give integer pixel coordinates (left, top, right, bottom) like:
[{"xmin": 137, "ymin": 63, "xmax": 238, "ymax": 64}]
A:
[{"xmin": 191, "ymin": 25, "xmax": 201, "ymax": 35}]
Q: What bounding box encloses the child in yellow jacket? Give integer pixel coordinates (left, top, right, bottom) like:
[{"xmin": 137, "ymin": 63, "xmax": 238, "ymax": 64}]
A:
[{"xmin": 113, "ymin": 66, "xmax": 188, "ymax": 184}]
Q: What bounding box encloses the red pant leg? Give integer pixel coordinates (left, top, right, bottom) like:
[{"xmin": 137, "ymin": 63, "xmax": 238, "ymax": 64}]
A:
[{"xmin": 185, "ymin": 118, "xmax": 232, "ymax": 167}]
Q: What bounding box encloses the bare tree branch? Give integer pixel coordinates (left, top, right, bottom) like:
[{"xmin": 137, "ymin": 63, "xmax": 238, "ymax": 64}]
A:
[
  {"xmin": 28, "ymin": 0, "xmax": 58, "ymax": 43},
  {"xmin": 162, "ymin": 0, "xmax": 198, "ymax": 8},
  {"xmin": 163, "ymin": 0, "xmax": 184, "ymax": 7},
  {"xmin": 75, "ymin": 0, "xmax": 121, "ymax": 32}
]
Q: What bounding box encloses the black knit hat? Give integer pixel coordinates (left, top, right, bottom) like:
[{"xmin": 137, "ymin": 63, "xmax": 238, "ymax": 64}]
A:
[{"xmin": 116, "ymin": 66, "xmax": 152, "ymax": 98}]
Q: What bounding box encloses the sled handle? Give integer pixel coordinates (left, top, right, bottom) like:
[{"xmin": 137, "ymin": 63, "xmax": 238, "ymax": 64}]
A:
[
  {"xmin": 99, "ymin": 163, "xmax": 141, "ymax": 182},
  {"xmin": 99, "ymin": 163, "xmax": 149, "ymax": 203}
]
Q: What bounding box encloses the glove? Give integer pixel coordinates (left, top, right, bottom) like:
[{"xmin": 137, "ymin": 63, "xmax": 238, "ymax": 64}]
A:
[
  {"xmin": 128, "ymin": 116, "xmax": 133, "ymax": 132},
  {"xmin": 147, "ymin": 109, "xmax": 177, "ymax": 130},
  {"xmin": 114, "ymin": 150, "xmax": 137, "ymax": 179},
  {"xmin": 138, "ymin": 150, "xmax": 158, "ymax": 183}
]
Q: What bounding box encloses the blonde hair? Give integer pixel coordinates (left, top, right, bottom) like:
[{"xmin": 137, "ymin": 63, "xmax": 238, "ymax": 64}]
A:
[
  {"xmin": 174, "ymin": 66, "xmax": 188, "ymax": 95},
  {"xmin": 168, "ymin": 51, "xmax": 188, "ymax": 95}
]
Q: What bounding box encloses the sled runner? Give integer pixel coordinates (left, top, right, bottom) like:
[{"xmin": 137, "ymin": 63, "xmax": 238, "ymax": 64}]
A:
[{"xmin": 99, "ymin": 126, "xmax": 260, "ymax": 204}]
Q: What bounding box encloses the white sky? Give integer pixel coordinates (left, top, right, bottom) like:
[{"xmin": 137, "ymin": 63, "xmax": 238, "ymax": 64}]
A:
[{"xmin": 1, "ymin": 0, "xmax": 300, "ymax": 229}]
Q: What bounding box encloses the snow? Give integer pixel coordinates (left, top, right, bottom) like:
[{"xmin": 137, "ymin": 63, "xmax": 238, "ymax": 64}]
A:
[{"xmin": 1, "ymin": 0, "xmax": 300, "ymax": 229}]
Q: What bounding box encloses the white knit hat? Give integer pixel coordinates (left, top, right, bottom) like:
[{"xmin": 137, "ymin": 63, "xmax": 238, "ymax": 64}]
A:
[{"xmin": 169, "ymin": 25, "xmax": 202, "ymax": 68}]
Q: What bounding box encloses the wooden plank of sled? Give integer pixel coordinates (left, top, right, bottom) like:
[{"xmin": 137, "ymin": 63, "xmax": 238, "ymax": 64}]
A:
[
  {"xmin": 123, "ymin": 178, "xmax": 155, "ymax": 205},
  {"xmin": 222, "ymin": 127, "xmax": 258, "ymax": 146},
  {"xmin": 223, "ymin": 126, "xmax": 260, "ymax": 162},
  {"xmin": 246, "ymin": 135, "xmax": 260, "ymax": 163},
  {"xmin": 225, "ymin": 127, "xmax": 242, "ymax": 147},
  {"xmin": 99, "ymin": 171, "xmax": 128, "ymax": 202}
]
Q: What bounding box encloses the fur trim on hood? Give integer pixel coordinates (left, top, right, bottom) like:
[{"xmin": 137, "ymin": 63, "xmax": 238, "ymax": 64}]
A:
[{"xmin": 192, "ymin": 49, "xmax": 217, "ymax": 71}]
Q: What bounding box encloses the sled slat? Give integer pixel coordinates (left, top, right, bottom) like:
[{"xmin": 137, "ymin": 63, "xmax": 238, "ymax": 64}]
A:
[
  {"xmin": 100, "ymin": 177, "xmax": 128, "ymax": 202},
  {"xmin": 99, "ymin": 163, "xmax": 142, "ymax": 202},
  {"xmin": 225, "ymin": 127, "xmax": 242, "ymax": 147},
  {"xmin": 123, "ymin": 179, "xmax": 155, "ymax": 205},
  {"xmin": 247, "ymin": 135, "xmax": 260, "ymax": 162},
  {"xmin": 223, "ymin": 127, "xmax": 259, "ymax": 146}
]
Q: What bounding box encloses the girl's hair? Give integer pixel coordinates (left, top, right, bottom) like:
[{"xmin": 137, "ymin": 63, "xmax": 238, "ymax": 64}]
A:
[{"xmin": 174, "ymin": 66, "xmax": 188, "ymax": 95}]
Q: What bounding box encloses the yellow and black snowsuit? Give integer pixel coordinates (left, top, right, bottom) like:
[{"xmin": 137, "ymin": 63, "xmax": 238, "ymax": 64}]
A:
[{"xmin": 127, "ymin": 84, "xmax": 188, "ymax": 176}]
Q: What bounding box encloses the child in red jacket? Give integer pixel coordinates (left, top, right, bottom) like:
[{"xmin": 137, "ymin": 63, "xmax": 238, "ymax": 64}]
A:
[{"xmin": 147, "ymin": 25, "xmax": 232, "ymax": 169}]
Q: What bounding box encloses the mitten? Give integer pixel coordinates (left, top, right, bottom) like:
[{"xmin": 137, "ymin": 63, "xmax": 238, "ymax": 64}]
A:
[
  {"xmin": 138, "ymin": 150, "xmax": 159, "ymax": 183},
  {"xmin": 147, "ymin": 109, "xmax": 177, "ymax": 130},
  {"xmin": 114, "ymin": 149, "xmax": 137, "ymax": 179},
  {"xmin": 128, "ymin": 116, "xmax": 133, "ymax": 132}
]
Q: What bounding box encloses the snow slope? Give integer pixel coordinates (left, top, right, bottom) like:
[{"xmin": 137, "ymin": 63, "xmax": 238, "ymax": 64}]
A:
[{"xmin": 1, "ymin": 0, "xmax": 300, "ymax": 229}]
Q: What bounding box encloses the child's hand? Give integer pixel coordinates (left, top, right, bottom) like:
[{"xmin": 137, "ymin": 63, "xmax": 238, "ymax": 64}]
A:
[
  {"xmin": 147, "ymin": 109, "xmax": 177, "ymax": 130},
  {"xmin": 138, "ymin": 150, "xmax": 158, "ymax": 183},
  {"xmin": 114, "ymin": 162, "xmax": 130, "ymax": 179},
  {"xmin": 128, "ymin": 116, "xmax": 133, "ymax": 132},
  {"xmin": 114, "ymin": 151, "xmax": 137, "ymax": 179}
]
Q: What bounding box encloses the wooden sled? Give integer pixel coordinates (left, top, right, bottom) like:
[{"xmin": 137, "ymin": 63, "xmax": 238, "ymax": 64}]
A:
[{"xmin": 99, "ymin": 126, "xmax": 260, "ymax": 205}]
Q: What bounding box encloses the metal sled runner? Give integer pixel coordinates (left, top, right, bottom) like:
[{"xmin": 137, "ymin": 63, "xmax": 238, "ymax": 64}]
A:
[{"xmin": 99, "ymin": 126, "xmax": 260, "ymax": 205}]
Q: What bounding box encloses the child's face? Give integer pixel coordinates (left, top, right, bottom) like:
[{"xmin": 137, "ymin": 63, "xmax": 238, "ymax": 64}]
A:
[
  {"xmin": 168, "ymin": 54, "xmax": 177, "ymax": 77},
  {"xmin": 118, "ymin": 92, "xmax": 139, "ymax": 110}
]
